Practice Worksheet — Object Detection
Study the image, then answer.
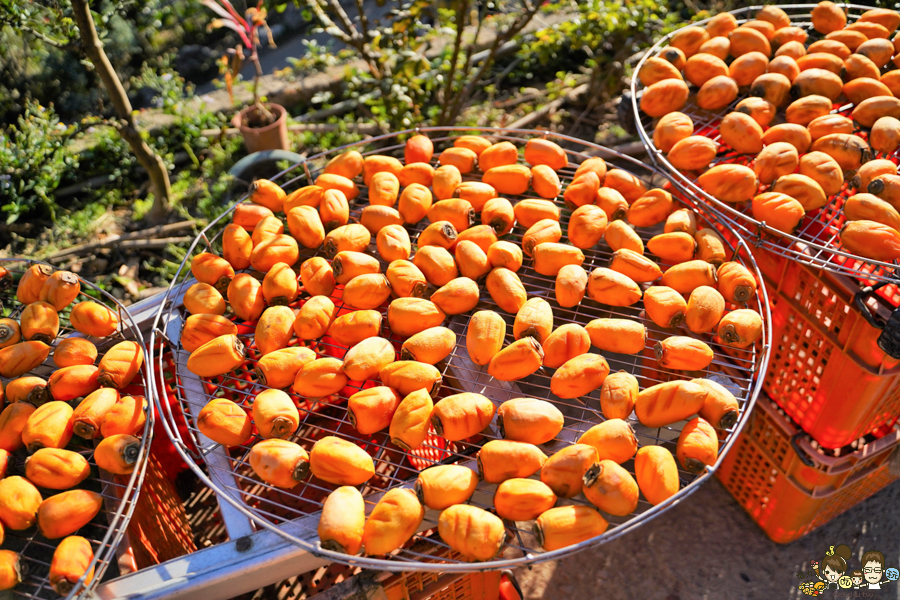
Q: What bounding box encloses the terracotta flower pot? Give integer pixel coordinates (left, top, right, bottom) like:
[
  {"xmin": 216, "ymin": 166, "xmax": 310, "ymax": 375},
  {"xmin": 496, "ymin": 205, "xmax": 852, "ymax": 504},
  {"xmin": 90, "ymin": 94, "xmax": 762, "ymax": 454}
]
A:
[{"xmin": 233, "ymin": 103, "xmax": 289, "ymax": 153}]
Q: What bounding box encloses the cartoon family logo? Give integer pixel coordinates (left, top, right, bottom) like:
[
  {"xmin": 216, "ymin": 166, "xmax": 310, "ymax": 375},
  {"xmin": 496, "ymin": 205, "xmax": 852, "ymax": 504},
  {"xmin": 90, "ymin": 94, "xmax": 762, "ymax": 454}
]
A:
[{"xmin": 797, "ymin": 544, "xmax": 900, "ymax": 596}]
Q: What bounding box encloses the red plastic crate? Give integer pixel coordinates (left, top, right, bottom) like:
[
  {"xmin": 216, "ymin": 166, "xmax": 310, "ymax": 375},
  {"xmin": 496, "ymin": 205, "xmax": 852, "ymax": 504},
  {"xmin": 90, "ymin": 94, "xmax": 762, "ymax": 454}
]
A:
[
  {"xmin": 304, "ymin": 540, "xmax": 502, "ymax": 600},
  {"xmin": 653, "ymin": 196, "xmax": 900, "ymax": 450},
  {"xmin": 119, "ymin": 453, "xmax": 198, "ymax": 570},
  {"xmin": 717, "ymin": 397, "xmax": 900, "ymax": 544},
  {"xmin": 754, "ymin": 246, "xmax": 900, "ymax": 449},
  {"xmin": 378, "ymin": 544, "xmax": 502, "ymax": 600}
]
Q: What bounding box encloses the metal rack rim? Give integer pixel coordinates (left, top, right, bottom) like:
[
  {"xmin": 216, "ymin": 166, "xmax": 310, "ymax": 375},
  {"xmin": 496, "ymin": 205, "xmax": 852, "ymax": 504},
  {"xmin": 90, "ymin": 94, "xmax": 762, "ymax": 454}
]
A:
[
  {"xmin": 630, "ymin": 3, "xmax": 900, "ymax": 286},
  {"xmin": 148, "ymin": 127, "xmax": 771, "ymax": 572},
  {"xmin": 0, "ymin": 257, "xmax": 155, "ymax": 600}
]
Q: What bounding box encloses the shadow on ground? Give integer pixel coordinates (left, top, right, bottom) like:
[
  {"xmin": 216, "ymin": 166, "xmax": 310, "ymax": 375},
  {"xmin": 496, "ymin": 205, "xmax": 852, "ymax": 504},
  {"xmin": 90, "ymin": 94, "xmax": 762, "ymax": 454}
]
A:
[{"xmin": 514, "ymin": 479, "xmax": 900, "ymax": 599}]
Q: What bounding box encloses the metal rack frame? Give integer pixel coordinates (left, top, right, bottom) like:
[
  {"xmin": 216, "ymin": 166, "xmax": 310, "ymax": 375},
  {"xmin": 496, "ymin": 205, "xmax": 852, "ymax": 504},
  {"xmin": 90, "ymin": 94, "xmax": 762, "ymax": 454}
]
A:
[
  {"xmin": 631, "ymin": 3, "xmax": 900, "ymax": 286},
  {"xmin": 148, "ymin": 126, "xmax": 772, "ymax": 574},
  {"xmin": 0, "ymin": 258, "xmax": 154, "ymax": 600}
]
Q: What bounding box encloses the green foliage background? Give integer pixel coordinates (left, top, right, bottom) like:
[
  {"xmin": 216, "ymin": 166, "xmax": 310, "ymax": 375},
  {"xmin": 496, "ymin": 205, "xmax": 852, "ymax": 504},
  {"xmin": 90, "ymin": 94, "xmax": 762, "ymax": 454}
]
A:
[
  {"xmin": 0, "ymin": 0, "xmax": 220, "ymax": 123},
  {"xmin": 5, "ymin": 0, "xmax": 900, "ymax": 290}
]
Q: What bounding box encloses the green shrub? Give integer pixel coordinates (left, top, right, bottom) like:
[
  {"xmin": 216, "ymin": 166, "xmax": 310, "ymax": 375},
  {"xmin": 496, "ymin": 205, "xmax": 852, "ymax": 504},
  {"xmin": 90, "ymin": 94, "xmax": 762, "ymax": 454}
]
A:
[
  {"xmin": 0, "ymin": 0, "xmax": 228, "ymax": 125},
  {"xmin": 0, "ymin": 102, "xmax": 80, "ymax": 223},
  {"xmin": 518, "ymin": 0, "xmax": 683, "ymax": 102}
]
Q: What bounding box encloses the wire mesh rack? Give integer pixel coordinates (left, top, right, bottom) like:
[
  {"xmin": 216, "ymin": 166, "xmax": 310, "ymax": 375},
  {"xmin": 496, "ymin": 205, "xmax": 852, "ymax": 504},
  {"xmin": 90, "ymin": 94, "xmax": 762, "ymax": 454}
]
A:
[
  {"xmin": 631, "ymin": 3, "xmax": 900, "ymax": 289},
  {"xmin": 0, "ymin": 258, "xmax": 154, "ymax": 600},
  {"xmin": 150, "ymin": 126, "xmax": 772, "ymax": 572}
]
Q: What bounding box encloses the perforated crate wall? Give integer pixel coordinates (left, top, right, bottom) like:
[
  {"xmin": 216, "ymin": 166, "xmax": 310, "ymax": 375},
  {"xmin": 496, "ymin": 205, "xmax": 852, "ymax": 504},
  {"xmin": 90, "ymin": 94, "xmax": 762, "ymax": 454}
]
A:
[
  {"xmin": 760, "ymin": 252, "xmax": 900, "ymax": 449},
  {"xmin": 122, "ymin": 454, "xmax": 198, "ymax": 569},
  {"xmin": 717, "ymin": 400, "xmax": 900, "ymax": 544},
  {"xmin": 803, "ymin": 467, "xmax": 898, "ymax": 536},
  {"xmin": 382, "ymin": 570, "xmax": 501, "ymax": 600}
]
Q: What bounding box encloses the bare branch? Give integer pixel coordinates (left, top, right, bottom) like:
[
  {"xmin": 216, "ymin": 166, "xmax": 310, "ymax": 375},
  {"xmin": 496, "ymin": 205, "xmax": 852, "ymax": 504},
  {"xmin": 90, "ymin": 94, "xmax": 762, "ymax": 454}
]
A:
[
  {"xmin": 444, "ymin": 0, "xmax": 540, "ymax": 124},
  {"xmin": 306, "ymin": 0, "xmax": 354, "ymax": 44},
  {"xmin": 19, "ymin": 25, "xmax": 70, "ymax": 48},
  {"xmin": 459, "ymin": 3, "xmax": 483, "ymax": 83},
  {"xmin": 250, "ymin": 49, "xmax": 269, "ymax": 113},
  {"xmin": 354, "ymin": 0, "xmax": 370, "ymax": 43},
  {"xmin": 324, "ymin": 0, "xmax": 360, "ymax": 42},
  {"xmin": 485, "ymin": 56, "xmax": 522, "ymax": 88},
  {"xmin": 70, "ymin": 0, "xmax": 172, "ymax": 223},
  {"xmin": 438, "ymin": 0, "xmax": 470, "ymax": 125},
  {"xmin": 46, "ymin": 221, "xmax": 198, "ymax": 260},
  {"xmin": 306, "ymin": 0, "xmax": 381, "ymax": 77}
]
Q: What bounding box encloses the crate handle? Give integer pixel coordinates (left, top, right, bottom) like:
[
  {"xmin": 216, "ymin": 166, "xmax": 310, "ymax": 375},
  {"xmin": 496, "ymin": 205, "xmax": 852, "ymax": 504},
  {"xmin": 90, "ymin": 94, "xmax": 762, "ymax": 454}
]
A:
[
  {"xmin": 827, "ymin": 433, "xmax": 900, "ymax": 493},
  {"xmin": 854, "ymin": 284, "xmax": 888, "ymax": 330},
  {"xmin": 827, "ymin": 458, "xmax": 884, "ymax": 494},
  {"xmin": 790, "ymin": 429, "xmax": 900, "ymax": 497},
  {"xmin": 790, "ymin": 432, "xmax": 818, "ymax": 468},
  {"xmin": 854, "ymin": 283, "xmax": 900, "ymax": 360},
  {"xmin": 500, "ymin": 570, "xmax": 524, "ymax": 600},
  {"xmin": 792, "ymin": 457, "xmax": 884, "ymax": 499}
]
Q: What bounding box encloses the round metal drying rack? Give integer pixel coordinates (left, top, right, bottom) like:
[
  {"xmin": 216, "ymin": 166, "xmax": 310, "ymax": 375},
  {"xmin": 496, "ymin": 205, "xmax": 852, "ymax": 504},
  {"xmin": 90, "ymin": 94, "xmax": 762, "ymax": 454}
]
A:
[
  {"xmin": 150, "ymin": 126, "xmax": 771, "ymax": 572},
  {"xmin": 0, "ymin": 258, "xmax": 154, "ymax": 600},
  {"xmin": 632, "ymin": 3, "xmax": 900, "ymax": 288}
]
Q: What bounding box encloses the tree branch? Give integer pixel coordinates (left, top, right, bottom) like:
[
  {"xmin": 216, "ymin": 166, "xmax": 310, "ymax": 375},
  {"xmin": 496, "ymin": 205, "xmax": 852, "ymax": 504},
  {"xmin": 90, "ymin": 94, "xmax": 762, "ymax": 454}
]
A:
[
  {"xmin": 306, "ymin": 0, "xmax": 381, "ymax": 77},
  {"xmin": 438, "ymin": 0, "xmax": 469, "ymax": 125},
  {"xmin": 46, "ymin": 221, "xmax": 198, "ymax": 260},
  {"xmin": 443, "ymin": 0, "xmax": 540, "ymax": 125},
  {"xmin": 480, "ymin": 56, "xmax": 523, "ymax": 94},
  {"xmin": 323, "ymin": 0, "xmax": 360, "ymax": 42},
  {"xmin": 349, "ymin": 0, "xmax": 381, "ymax": 76},
  {"xmin": 70, "ymin": 0, "xmax": 171, "ymax": 224},
  {"xmin": 458, "ymin": 2, "xmax": 483, "ymax": 83},
  {"xmin": 504, "ymin": 82, "xmax": 587, "ymax": 130},
  {"xmin": 251, "ymin": 48, "xmax": 264, "ymax": 107},
  {"xmin": 306, "ymin": 0, "xmax": 354, "ymax": 44},
  {"xmin": 19, "ymin": 24, "xmax": 70, "ymax": 48},
  {"xmin": 354, "ymin": 0, "xmax": 370, "ymax": 43}
]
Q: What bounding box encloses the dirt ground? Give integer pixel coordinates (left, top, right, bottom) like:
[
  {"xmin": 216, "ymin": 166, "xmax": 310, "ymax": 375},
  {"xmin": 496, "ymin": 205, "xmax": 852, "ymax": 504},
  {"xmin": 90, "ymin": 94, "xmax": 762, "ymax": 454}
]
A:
[{"xmin": 512, "ymin": 479, "xmax": 900, "ymax": 599}]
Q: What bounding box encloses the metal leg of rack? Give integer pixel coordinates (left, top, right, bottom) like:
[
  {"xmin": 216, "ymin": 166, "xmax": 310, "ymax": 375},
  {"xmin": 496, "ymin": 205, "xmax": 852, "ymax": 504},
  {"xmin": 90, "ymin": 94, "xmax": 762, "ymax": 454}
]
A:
[
  {"xmin": 168, "ymin": 311, "xmax": 256, "ymax": 540},
  {"xmin": 92, "ymin": 511, "xmax": 328, "ymax": 600}
]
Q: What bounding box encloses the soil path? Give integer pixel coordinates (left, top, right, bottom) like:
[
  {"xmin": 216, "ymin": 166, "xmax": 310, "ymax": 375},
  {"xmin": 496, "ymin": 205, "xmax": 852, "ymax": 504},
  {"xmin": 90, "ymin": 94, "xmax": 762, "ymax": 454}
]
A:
[{"xmin": 513, "ymin": 479, "xmax": 900, "ymax": 599}]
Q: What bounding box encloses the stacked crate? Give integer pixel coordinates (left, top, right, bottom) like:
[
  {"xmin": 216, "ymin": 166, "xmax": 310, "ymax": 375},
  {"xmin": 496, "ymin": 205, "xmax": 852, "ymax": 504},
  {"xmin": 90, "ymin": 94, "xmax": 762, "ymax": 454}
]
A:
[
  {"xmin": 715, "ymin": 246, "xmax": 900, "ymax": 543},
  {"xmin": 626, "ymin": 2, "xmax": 900, "ymax": 543}
]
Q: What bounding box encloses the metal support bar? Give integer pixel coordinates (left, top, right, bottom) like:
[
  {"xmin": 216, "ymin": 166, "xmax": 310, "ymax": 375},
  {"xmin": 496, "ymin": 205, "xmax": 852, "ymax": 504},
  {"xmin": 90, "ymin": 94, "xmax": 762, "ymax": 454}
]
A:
[
  {"xmin": 92, "ymin": 513, "xmax": 329, "ymax": 600},
  {"xmin": 168, "ymin": 312, "xmax": 257, "ymax": 541}
]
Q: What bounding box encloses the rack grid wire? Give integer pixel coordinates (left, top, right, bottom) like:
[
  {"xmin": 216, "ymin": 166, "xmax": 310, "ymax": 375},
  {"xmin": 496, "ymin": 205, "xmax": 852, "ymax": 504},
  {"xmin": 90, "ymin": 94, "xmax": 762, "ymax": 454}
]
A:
[
  {"xmin": 0, "ymin": 258, "xmax": 154, "ymax": 600},
  {"xmin": 150, "ymin": 127, "xmax": 771, "ymax": 572}
]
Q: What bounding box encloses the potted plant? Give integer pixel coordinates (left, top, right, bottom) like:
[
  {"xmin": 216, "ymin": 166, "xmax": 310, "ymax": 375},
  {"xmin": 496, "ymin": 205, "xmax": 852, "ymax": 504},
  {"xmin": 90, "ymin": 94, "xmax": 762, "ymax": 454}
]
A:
[{"xmin": 204, "ymin": 0, "xmax": 289, "ymax": 152}]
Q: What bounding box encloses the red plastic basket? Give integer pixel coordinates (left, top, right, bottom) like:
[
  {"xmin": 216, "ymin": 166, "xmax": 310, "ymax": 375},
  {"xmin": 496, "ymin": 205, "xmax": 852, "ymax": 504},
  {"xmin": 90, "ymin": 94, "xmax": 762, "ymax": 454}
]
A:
[
  {"xmin": 693, "ymin": 212, "xmax": 900, "ymax": 449},
  {"xmin": 717, "ymin": 397, "xmax": 900, "ymax": 544},
  {"xmin": 757, "ymin": 246, "xmax": 900, "ymax": 449},
  {"xmin": 378, "ymin": 547, "xmax": 502, "ymax": 600},
  {"xmin": 300, "ymin": 540, "xmax": 503, "ymax": 600},
  {"xmin": 119, "ymin": 454, "xmax": 198, "ymax": 570}
]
